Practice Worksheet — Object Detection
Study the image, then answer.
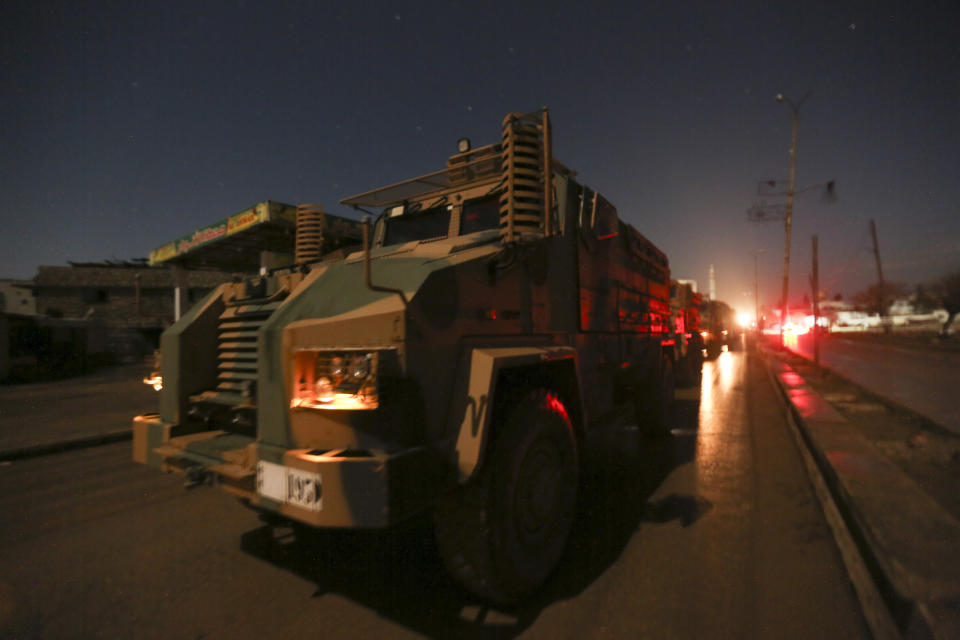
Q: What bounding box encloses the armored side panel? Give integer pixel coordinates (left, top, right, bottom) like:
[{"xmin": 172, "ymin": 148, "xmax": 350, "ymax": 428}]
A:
[{"xmin": 158, "ymin": 285, "xmax": 228, "ymax": 424}]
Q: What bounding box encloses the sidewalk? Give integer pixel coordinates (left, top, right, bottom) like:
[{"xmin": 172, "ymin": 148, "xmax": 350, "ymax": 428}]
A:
[
  {"xmin": 784, "ymin": 332, "xmax": 960, "ymax": 434},
  {"xmin": 0, "ymin": 363, "xmax": 157, "ymax": 459},
  {"xmin": 762, "ymin": 343, "xmax": 960, "ymax": 639}
]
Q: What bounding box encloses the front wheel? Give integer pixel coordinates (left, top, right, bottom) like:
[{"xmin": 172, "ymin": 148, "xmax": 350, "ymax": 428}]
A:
[{"xmin": 434, "ymin": 389, "xmax": 579, "ymax": 604}]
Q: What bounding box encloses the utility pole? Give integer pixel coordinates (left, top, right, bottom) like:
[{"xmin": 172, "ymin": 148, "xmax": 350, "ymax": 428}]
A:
[
  {"xmin": 776, "ymin": 91, "xmax": 812, "ymax": 346},
  {"xmin": 754, "ymin": 250, "xmax": 765, "ymax": 343},
  {"xmin": 869, "ymin": 218, "xmax": 887, "ymax": 319}
]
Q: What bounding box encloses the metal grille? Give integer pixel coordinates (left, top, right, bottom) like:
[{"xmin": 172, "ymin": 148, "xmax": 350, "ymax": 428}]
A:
[
  {"xmin": 295, "ymin": 203, "xmax": 325, "ymax": 264},
  {"xmin": 499, "ymin": 110, "xmax": 552, "ymax": 241},
  {"xmin": 214, "ymin": 300, "xmax": 282, "ymax": 396}
]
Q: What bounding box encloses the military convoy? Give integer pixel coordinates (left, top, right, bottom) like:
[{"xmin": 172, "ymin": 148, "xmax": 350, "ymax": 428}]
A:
[{"xmin": 133, "ymin": 109, "xmax": 694, "ymax": 603}]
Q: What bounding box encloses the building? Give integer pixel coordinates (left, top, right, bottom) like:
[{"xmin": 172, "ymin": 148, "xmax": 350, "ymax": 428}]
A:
[
  {"xmin": 146, "ymin": 200, "xmax": 360, "ymax": 272},
  {"xmin": 0, "ymin": 279, "xmax": 37, "ymax": 315},
  {"xmin": 18, "ymin": 200, "xmax": 361, "ymax": 365},
  {"xmin": 31, "ymin": 261, "xmax": 233, "ymax": 359}
]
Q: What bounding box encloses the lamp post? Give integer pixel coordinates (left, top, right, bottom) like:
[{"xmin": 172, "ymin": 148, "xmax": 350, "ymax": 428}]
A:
[{"xmin": 775, "ymin": 91, "xmax": 811, "ymax": 346}]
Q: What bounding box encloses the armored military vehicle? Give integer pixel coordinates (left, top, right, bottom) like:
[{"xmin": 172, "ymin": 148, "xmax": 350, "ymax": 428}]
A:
[
  {"xmin": 669, "ymin": 279, "xmax": 704, "ymax": 385},
  {"xmin": 700, "ymin": 298, "xmax": 738, "ymax": 357},
  {"xmin": 133, "ymin": 109, "xmax": 674, "ymax": 603}
]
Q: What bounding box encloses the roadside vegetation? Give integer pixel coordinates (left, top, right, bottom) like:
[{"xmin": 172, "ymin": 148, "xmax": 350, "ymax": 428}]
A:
[{"xmin": 930, "ymin": 268, "xmax": 960, "ymax": 337}]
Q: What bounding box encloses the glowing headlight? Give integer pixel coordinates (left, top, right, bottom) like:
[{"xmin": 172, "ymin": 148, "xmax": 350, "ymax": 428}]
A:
[
  {"xmin": 314, "ymin": 376, "xmax": 335, "ymax": 403},
  {"xmin": 143, "ymin": 373, "xmax": 163, "ymax": 391},
  {"xmin": 331, "ymin": 357, "xmax": 345, "ymax": 380},
  {"xmin": 291, "ymin": 349, "xmax": 381, "ymax": 410},
  {"xmin": 350, "ymin": 354, "xmax": 370, "ymax": 379}
]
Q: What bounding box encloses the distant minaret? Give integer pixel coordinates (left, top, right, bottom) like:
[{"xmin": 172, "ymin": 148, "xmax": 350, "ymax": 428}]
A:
[{"xmin": 709, "ymin": 264, "xmax": 716, "ymax": 301}]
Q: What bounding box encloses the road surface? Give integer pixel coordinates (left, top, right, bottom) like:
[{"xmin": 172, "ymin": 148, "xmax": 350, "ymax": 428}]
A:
[
  {"xmin": 789, "ymin": 333, "xmax": 960, "ymax": 433},
  {"xmin": 0, "ymin": 350, "xmax": 868, "ymax": 639},
  {"xmin": 0, "ymin": 363, "xmax": 155, "ymax": 452}
]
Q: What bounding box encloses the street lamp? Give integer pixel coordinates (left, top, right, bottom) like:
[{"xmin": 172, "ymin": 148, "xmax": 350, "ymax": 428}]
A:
[{"xmin": 776, "ymin": 90, "xmax": 811, "ymax": 345}]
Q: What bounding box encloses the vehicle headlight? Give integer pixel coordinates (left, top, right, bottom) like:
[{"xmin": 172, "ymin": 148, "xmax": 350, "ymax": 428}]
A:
[
  {"xmin": 314, "ymin": 376, "xmax": 335, "ymax": 403},
  {"xmin": 350, "ymin": 355, "xmax": 370, "ymax": 380},
  {"xmin": 291, "ymin": 349, "xmax": 381, "ymax": 410},
  {"xmin": 143, "ymin": 372, "xmax": 163, "ymax": 391},
  {"xmin": 330, "ymin": 357, "xmax": 345, "ymax": 380}
]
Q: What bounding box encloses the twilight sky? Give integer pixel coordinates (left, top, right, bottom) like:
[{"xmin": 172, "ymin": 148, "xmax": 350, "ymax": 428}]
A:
[{"xmin": 3, "ymin": 1, "xmax": 958, "ymax": 313}]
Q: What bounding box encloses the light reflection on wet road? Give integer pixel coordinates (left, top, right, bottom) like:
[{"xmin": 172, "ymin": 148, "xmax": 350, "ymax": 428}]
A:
[
  {"xmin": 531, "ymin": 347, "xmax": 869, "ymax": 638},
  {"xmin": 695, "ymin": 350, "xmax": 742, "ymax": 478}
]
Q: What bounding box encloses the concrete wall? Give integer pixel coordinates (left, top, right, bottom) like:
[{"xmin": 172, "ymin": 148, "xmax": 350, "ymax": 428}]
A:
[
  {"xmin": 36, "ymin": 286, "xmax": 182, "ymax": 328},
  {"xmin": 0, "ymin": 280, "xmax": 36, "ymax": 315},
  {"xmin": 0, "ymin": 314, "xmax": 9, "ymax": 380}
]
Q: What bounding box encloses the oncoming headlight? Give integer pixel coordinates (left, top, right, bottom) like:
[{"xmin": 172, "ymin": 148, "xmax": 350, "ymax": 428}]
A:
[{"xmin": 290, "ymin": 349, "xmax": 381, "ymax": 410}]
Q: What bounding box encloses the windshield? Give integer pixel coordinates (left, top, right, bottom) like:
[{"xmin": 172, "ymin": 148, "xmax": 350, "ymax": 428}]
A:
[{"xmin": 382, "ymin": 205, "xmax": 450, "ymax": 245}]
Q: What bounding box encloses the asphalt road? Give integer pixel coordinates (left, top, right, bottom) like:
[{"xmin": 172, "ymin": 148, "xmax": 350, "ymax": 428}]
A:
[
  {"xmin": 0, "ymin": 363, "xmax": 155, "ymax": 452},
  {"xmin": 0, "ymin": 350, "xmax": 869, "ymax": 639},
  {"xmin": 789, "ymin": 333, "xmax": 960, "ymax": 433}
]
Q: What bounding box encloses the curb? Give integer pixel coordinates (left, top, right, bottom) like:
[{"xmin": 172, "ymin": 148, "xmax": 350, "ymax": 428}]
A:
[
  {"xmin": 0, "ymin": 429, "xmax": 132, "ymax": 462},
  {"xmin": 762, "ymin": 349, "xmax": 960, "ymax": 640}
]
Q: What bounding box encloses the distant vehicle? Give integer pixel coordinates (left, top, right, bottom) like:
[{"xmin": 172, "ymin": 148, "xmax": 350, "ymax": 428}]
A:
[
  {"xmin": 699, "ymin": 299, "xmax": 738, "ymax": 357},
  {"xmin": 669, "ymin": 280, "xmax": 704, "ymax": 384},
  {"xmin": 133, "ymin": 109, "xmax": 676, "ymax": 604}
]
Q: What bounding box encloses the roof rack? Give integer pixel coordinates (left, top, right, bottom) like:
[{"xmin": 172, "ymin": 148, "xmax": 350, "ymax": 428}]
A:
[{"xmin": 340, "ymin": 144, "xmax": 502, "ymax": 209}]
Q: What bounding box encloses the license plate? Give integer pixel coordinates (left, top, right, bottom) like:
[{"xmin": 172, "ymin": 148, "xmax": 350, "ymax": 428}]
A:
[{"xmin": 257, "ymin": 461, "xmax": 323, "ymax": 512}]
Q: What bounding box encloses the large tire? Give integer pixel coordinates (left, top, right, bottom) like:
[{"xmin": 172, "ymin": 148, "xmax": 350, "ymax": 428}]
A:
[
  {"xmin": 686, "ymin": 348, "xmax": 703, "ymax": 386},
  {"xmin": 434, "ymin": 389, "xmax": 579, "ymax": 604},
  {"xmin": 640, "ymin": 355, "xmax": 675, "ymax": 437},
  {"xmin": 677, "ymin": 349, "xmax": 701, "ymax": 387},
  {"xmin": 706, "ymin": 340, "xmax": 722, "ymax": 359}
]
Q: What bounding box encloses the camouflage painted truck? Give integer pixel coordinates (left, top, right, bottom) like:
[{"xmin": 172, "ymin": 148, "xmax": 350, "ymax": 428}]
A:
[
  {"xmin": 133, "ymin": 109, "xmax": 675, "ymax": 603},
  {"xmin": 668, "ymin": 279, "xmax": 704, "ymax": 385}
]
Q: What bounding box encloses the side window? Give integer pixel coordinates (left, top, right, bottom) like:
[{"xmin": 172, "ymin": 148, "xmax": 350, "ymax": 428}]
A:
[
  {"xmin": 383, "ymin": 205, "xmax": 451, "ymax": 246},
  {"xmin": 460, "ymin": 194, "xmax": 501, "ymax": 235}
]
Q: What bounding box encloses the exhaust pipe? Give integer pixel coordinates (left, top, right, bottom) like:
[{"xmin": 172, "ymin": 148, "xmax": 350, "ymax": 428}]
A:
[{"xmin": 362, "ymin": 216, "xmax": 408, "ymax": 307}]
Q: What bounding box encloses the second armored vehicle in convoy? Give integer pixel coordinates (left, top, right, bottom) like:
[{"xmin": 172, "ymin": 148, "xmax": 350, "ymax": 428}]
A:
[
  {"xmin": 669, "ymin": 279, "xmax": 704, "ymax": 385},
  {"xmin": 133, "ymin": 109, "xmax": 676, "ymax": 603}
]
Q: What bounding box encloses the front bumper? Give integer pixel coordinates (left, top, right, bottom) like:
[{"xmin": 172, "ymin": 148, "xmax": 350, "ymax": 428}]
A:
[{"xmin": 132, "ymin": 413, "xmax": 435, "ymax": 528}]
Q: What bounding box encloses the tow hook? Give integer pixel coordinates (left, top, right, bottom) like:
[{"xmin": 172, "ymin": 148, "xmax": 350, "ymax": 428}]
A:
[{"xmin": 184, "ymin": 465, "xmax": 211, "ymax": 489}]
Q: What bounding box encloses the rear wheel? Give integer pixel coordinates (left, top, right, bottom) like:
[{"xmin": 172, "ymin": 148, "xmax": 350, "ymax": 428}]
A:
[
  {"xmin": 677, "ymin": 349, "xmax": 699, "ymax": 387},
  {"xmin": 640, "ymin": 355, "xmax": 675, "ymax": 437},
  {"xmin": 434, "ymin": 389, "xmax": 579, "ymax": 604},
  {"xmin": 686, "ymin": 348, "xmax": 703, "ymax": 386},
  {"xmin": 706, "ymin": 341, "xmax": 722, "ymax": 359}
]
